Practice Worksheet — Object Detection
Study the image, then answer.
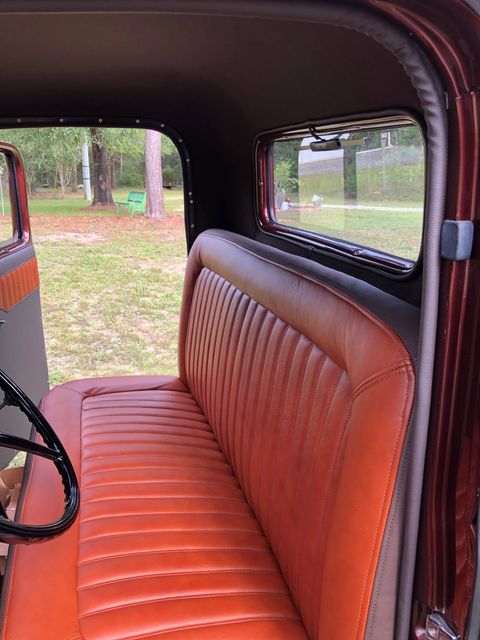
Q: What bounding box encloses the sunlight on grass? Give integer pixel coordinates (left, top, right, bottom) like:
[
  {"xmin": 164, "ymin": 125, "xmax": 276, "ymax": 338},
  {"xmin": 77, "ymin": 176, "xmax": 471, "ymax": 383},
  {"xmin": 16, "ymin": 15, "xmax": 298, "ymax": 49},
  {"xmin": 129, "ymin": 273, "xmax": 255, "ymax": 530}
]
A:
[
  {"xmin": 277, "ymin": 204, "xmax": 422, "ymax": 260},
  {"xmin": 28, "ymin": 188, "xmax": 187, "ymax": 387}
]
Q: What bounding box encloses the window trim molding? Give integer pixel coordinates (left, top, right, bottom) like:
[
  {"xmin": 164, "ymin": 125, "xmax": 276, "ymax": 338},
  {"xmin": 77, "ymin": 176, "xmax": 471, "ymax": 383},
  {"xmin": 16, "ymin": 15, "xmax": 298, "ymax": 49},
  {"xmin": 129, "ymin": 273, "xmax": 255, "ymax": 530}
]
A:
[
  {"xmin": 255, "ymin": 110, "xmax": 427, "ymax": 277},
  {"xmin": 0, "ymin": 142, "xmax": 31, "ymax": 257}
]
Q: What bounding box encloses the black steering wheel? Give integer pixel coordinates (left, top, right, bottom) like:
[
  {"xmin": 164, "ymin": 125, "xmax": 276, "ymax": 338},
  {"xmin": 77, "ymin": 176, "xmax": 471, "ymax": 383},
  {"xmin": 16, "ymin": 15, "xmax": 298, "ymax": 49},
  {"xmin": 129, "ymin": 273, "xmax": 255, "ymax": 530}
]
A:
[{"xmin": 0, "ymin": 369, "xmax": 79, "ymax": 543}]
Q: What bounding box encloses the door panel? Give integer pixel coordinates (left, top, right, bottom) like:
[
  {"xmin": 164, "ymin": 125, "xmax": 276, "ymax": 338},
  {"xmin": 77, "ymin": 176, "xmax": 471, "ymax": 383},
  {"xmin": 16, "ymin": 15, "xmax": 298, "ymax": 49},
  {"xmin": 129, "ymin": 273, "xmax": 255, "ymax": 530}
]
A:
[{"xmin": 0, "ymin": 143, "xmax": 48, "ymax": 468}]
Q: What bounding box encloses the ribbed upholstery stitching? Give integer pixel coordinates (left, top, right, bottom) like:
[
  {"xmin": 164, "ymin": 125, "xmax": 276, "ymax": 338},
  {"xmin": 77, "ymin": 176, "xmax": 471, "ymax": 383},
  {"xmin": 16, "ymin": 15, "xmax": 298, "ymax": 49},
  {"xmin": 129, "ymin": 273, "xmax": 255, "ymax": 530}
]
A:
[
  {"xmin": 224, "ymin": 297, "xmax": 259, "ymax": 466},
  {"xmin": 79, "ymin": 547, "xmax": 272, "ymax": 566},
  {"xmin": 232, "ymin": 304, "xmax": 269, "ymax": 479},
  {"xmin": 79, "ymin": 591, "xmax": 291, "ymax": 619},
  {"xmin": 82, "ymin": 495, "xmax": 245, "ymax": 505},
  {"xmin": 353, "ymin": 361, "xmax": 413, "ymax": 398},
  {"xmin": 221, "ymin": 293, "xmax": 249, "ymax": 459},
  {"xmin": 200, "ymin": 232, "xmax": 410, "ymax": 356},
  {"xmin": 264, "ymin": 327, "xmax": 301, "ymax": 518},
  {"xmin": 184, "ymin": 265, "xmax": 413, "ymax": 639},
  {"xmin": 204, "ymin": 275, "xmax": 225, "ymax": 422},
  {"xmin": 83, "ymin": 465, "xmax": 233, "ymax": 476},
  {"xmin": 291, "ymin": 367, "xmax": 347, "ymax": 601},
  {"xmin": 117, "ymin": 617, "xmax": 304, "ymax": 640},
  {"xmin": 76, "ymin": 386, "xmax": 303, "ymax": 639},
  {"xmin": 249, "ymin": 321, "xmax": 290, "ymax": 514},
  {"xmin": 80, "ymin": 528, "xmax": 265, "ymax": 544},
  {"xmin": 80, "ymin": 511, "xmax": 256, "ymax": 524},
  {"xmin": 244, "ymin": 316, "xmax": 287, "ymax": 501},
  {"xmin": 78, "ymin": 568, "xmax": 281, "ymax": 593},
  {"xmin": 88, "ymin": 527, "xmax": 259, "ymax": 536},
  {"xmin": 208, "ymin": 280, "xmax": 236, "ymax": 427},
  {"xmin": 83, "ymin": 479, "xmax": 237, "ymax": 490},
  {"xmin": 283, "ymin": 349, "xmax": 326, "ymax": 581}
]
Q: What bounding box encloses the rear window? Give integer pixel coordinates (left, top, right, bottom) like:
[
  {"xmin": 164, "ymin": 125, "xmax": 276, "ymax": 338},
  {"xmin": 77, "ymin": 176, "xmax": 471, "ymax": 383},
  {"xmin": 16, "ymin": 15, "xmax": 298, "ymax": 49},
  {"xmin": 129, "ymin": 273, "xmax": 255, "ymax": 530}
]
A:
[{"xmin": 265, "ymin": 118, "xmax": 425, "ymax": 268}]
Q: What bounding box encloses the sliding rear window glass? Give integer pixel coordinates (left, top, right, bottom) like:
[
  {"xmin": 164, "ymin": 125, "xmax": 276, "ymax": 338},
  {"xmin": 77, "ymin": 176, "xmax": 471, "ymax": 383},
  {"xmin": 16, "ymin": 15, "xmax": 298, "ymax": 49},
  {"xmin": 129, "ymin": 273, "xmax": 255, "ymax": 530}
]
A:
[{"xmin": 269, "ymin": 119, "xmax": 425, "ymax": 265}]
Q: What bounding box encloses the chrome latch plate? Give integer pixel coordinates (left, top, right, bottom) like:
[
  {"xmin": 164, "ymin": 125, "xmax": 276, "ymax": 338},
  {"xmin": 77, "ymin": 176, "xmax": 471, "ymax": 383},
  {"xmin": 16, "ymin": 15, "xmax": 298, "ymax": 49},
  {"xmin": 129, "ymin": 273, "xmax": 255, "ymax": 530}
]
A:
[{"xmin": 426, "ymin": 613, "xmax": 460, "ymax": 640}]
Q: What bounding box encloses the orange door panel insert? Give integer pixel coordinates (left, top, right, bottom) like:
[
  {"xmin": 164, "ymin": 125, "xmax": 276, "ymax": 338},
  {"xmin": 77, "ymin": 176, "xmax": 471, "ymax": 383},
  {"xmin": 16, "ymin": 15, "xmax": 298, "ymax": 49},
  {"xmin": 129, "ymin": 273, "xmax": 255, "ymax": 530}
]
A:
[{"xmin": 0, "ymin": 259, "xmax": 39, "ymax": 311}]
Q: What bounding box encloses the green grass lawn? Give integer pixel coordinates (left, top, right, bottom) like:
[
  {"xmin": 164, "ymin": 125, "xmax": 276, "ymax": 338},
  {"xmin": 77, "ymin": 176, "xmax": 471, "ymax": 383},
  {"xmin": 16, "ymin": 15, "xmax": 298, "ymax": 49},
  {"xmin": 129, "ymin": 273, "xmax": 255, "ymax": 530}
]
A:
[
  {"xmin": 297, "ymin": 163, "xmax": 425, "ymax": 203},
  {"xmin": 277, "ymin": 204, "xmax": 422, "ymax": 260},
  {"xmin": 277, "ymin": 161, "xmax": 425, "ymax": 260},
  {"xmin": 36, "ymin": 214, "xmax": 186, "ymax": 386},
  {"xmin": 0, "ymin": 188, "xmax": 188, "ymax": 387},
  {"xmin": 26, "ymin": 187, "xmax": 184, "ymax": 216},
  {"xmin": 0, "ymin": 186, "xmax": 184, "ymax": 217}
]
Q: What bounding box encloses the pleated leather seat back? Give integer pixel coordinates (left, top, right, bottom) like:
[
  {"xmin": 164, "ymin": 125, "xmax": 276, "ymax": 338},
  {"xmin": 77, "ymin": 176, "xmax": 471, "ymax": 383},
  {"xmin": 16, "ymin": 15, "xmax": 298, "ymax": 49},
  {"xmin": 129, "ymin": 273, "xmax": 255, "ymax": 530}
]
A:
[{"xmin": 179, "ymin": 230, "xmax": 415, "ymax": 639}]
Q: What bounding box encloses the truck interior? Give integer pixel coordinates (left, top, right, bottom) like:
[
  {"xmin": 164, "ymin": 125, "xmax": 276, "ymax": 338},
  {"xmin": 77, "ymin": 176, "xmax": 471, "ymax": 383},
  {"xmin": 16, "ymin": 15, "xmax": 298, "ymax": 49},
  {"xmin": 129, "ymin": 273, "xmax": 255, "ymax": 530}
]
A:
[{"xmin": 0, "ymin": 2, "xmax": 478, "ymax": 639}]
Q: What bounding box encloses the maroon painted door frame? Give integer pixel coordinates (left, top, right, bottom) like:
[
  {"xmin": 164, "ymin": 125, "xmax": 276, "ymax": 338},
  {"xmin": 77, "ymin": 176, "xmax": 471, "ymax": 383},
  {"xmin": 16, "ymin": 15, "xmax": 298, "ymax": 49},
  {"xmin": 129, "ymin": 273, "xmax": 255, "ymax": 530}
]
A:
[{"xmin": 362, "ymin": 0, "xmax": 480, "ymax": 636}]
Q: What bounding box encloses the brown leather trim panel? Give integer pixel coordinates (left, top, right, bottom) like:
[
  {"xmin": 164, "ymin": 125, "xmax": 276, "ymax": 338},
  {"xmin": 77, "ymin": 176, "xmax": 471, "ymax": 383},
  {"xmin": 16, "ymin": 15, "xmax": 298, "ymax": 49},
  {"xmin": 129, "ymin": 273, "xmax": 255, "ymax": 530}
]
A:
[{"xmin": 0, "ymin": 258, "xmax": 39, "ymax": 311}]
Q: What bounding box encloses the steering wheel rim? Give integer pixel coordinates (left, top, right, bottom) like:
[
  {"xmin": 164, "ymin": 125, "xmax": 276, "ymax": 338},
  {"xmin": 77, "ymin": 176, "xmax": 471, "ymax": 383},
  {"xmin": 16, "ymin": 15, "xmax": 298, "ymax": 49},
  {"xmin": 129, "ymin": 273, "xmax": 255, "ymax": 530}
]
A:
[{"xmin": 0, "ymin": 369, "xmax": 79, "ymax": 543}]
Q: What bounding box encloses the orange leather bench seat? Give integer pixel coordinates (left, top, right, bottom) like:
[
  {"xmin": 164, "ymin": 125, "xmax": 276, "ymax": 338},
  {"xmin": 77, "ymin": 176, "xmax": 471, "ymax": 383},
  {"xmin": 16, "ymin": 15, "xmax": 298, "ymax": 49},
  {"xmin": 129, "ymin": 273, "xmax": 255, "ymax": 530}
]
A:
[{"xmin": 0, "ymin": 230, "xmax": 415, "ymax": 640}]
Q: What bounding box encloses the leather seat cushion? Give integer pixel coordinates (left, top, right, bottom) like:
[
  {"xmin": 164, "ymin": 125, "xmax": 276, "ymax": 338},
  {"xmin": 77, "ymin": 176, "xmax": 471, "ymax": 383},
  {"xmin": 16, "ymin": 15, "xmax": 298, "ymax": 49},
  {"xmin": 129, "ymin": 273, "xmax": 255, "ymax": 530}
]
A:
[{"xmin": 1, "ymin": 376, "xmax": 307, "ymax": 640}]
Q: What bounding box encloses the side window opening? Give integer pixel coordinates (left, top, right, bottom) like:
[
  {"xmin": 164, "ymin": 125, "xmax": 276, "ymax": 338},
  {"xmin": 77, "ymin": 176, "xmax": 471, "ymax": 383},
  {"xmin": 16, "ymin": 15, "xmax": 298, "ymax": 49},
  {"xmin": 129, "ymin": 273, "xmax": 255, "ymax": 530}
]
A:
[
  {"xmin": 264, "ymin": 117, "xmax": 425, "ymax": 269},
  {"xmin": 0, "ymin": 126, "xmax": 186, "ymax": 385}
]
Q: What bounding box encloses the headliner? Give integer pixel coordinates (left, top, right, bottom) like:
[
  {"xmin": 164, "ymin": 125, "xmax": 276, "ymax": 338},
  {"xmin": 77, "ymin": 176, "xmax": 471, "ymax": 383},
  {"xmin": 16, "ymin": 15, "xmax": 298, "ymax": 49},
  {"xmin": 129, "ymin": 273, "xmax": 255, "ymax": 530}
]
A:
[
  {"xmin": 0, "ymin": 3, "xmax": 433, "ymax": 303},
  {"xmin": 0, "ymin": 12, "xmax": 420, "ymax": 131}
]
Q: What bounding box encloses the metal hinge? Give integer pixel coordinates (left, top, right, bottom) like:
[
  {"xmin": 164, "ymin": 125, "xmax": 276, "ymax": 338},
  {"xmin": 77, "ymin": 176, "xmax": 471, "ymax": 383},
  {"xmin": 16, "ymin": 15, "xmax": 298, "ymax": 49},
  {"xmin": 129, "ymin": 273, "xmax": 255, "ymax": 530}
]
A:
[{"xmin": 426, "ymin": 613, "xmax": 460, "ymax": 640}]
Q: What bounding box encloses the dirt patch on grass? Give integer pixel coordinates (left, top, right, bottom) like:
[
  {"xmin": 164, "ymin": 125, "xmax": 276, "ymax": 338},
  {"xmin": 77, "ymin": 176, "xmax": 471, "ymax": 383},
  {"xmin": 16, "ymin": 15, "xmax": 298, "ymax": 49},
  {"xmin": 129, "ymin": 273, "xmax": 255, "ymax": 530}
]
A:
[
  {"xmin": 31, "ymin": 213, "xmax": 185, "ymax": 240},
  {"xmin": 161, "ymin": 260, "xmax": 187, "ymax": 275},
  {"xmin": 80, "ymin": 205, "xmax": 116, "ymax": 213},
  {"xmin": 36, "ymin": 232, "xmax": 106, "ymax": 244}
]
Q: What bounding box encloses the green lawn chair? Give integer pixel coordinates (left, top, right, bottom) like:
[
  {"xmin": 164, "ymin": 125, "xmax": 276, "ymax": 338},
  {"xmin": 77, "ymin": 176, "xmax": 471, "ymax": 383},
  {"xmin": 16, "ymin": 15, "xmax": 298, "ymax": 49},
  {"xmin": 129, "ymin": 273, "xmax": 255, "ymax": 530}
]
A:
[{"xmin": 115, "ymin": 191, "xmax": 146, "ymax": 216}]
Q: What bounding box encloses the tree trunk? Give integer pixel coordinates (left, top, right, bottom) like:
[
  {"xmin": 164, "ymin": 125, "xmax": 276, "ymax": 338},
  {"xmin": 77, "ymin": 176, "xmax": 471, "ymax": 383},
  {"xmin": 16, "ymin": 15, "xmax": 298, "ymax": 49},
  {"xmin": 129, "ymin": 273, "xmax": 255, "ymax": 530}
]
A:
[
  {"xmin": 70, "ymin": 162, "xmax": 78, "ymax": 193},
  {"xmin": 343, "ymin": 146, "xmax": 358, "ymax": 205},
  {"xmin": 90, "ymin": 127, "xmax": 114, "ymax": 206},
  {"xmin": 110, "ymin": 156, "xmax": 117, "ymax": 190},
  {"xmin": 58, "ymin": 162, "xmax": 66, "ymax": 199},
  {"xmin": 145, "ymin": 130, "xmax": 165, "ymax": 220}
]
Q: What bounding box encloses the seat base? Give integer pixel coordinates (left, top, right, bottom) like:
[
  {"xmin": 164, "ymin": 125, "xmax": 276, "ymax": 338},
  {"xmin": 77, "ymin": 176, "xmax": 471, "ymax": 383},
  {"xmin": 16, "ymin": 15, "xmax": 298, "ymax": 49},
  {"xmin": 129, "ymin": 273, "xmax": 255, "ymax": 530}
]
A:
[{"xmin": 1, "ymin": 376, "xmax": 307, "ymax": 640}]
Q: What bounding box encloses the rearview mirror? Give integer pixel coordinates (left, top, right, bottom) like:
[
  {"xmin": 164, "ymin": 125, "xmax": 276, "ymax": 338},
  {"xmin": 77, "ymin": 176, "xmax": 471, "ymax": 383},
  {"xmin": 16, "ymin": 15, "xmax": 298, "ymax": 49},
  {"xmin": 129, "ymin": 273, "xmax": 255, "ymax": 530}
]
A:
[{"xmin": 309, "ymin": 137, "xmax": 366, "ymax": 152}]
